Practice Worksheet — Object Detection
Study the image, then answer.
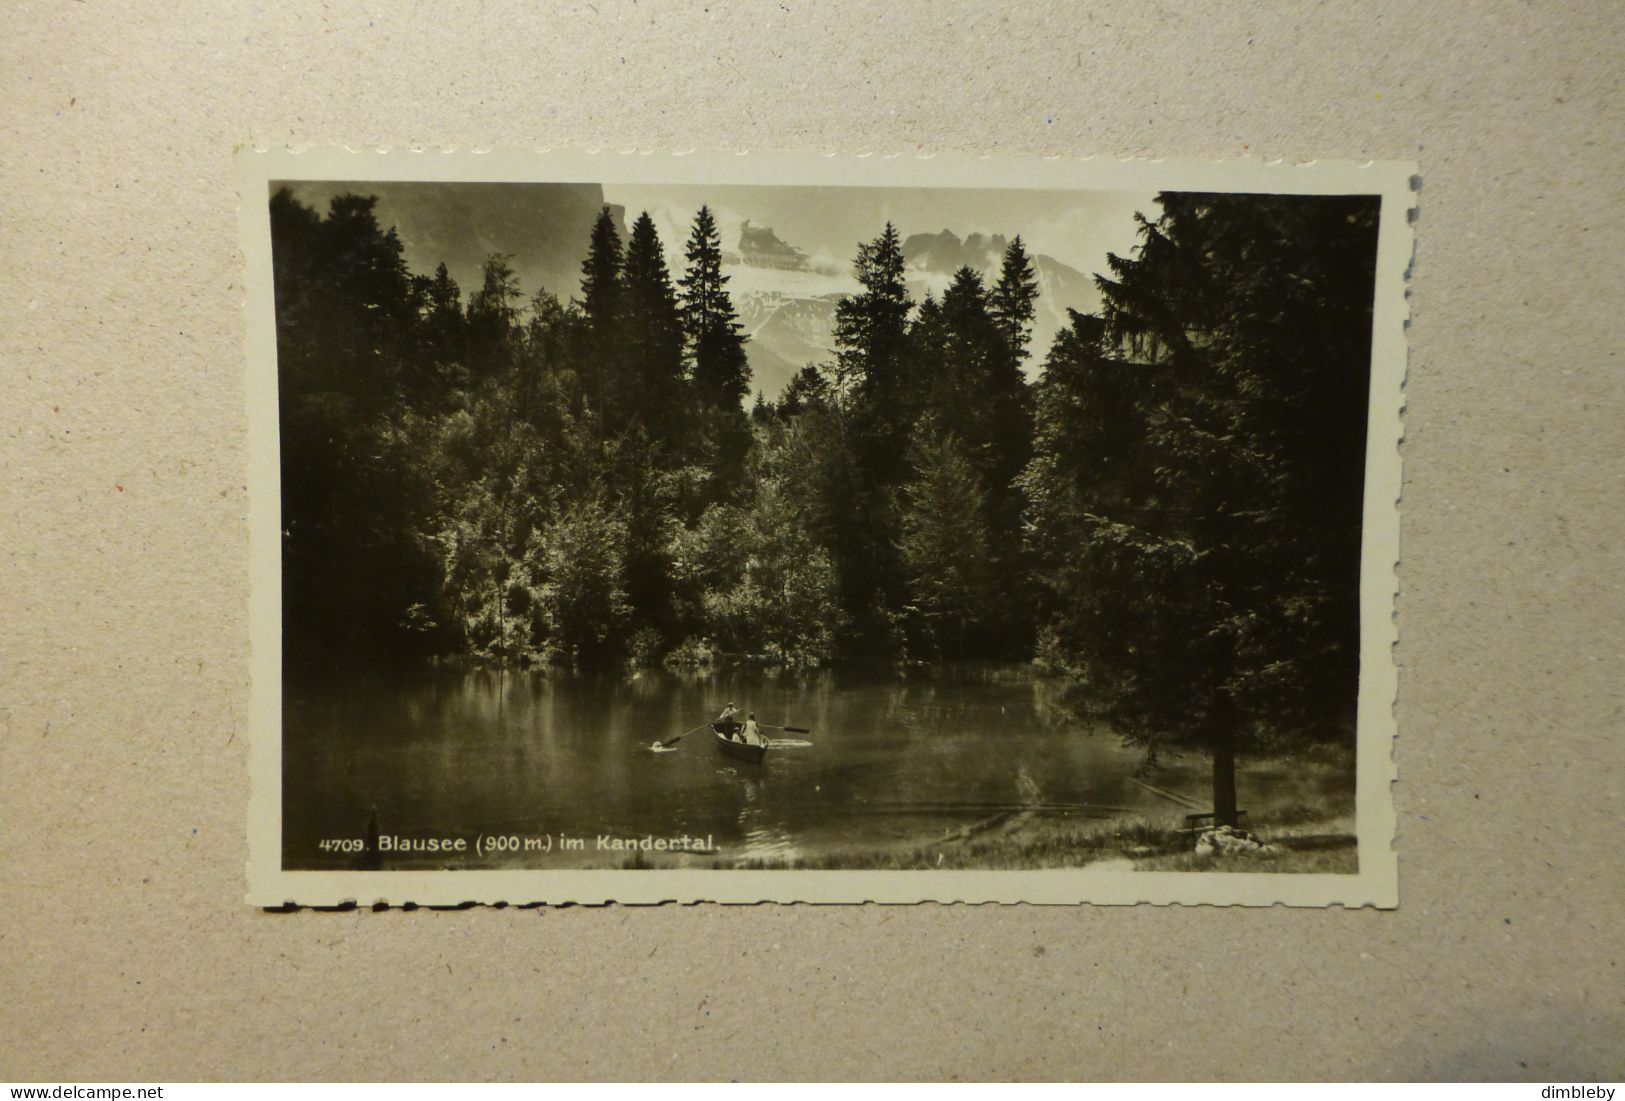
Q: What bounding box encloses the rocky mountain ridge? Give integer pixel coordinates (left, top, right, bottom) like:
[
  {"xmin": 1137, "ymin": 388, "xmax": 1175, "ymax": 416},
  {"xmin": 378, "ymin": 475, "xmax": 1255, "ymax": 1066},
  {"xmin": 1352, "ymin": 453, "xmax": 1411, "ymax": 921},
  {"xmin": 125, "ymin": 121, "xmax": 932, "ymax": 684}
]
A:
[{"xmin": 734, "ymin": 223, "xmax": 1100, "ymax": 397}]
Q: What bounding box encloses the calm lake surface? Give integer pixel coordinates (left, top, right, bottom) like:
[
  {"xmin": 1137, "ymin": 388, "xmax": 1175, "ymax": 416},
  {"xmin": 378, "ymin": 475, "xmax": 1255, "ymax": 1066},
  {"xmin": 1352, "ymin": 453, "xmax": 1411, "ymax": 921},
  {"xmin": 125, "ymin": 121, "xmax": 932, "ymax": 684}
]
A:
[{"xmin": 283, "ymin": 663, "xmax": 1347, "ymax": 869}]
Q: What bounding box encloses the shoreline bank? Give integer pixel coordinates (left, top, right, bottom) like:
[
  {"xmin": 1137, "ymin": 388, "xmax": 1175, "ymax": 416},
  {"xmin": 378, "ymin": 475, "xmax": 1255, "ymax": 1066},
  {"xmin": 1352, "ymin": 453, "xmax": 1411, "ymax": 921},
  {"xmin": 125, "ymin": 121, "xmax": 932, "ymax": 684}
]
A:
[{"xmin": 713, "ymin": 807, "xmax": 1357, "ymax": 874}]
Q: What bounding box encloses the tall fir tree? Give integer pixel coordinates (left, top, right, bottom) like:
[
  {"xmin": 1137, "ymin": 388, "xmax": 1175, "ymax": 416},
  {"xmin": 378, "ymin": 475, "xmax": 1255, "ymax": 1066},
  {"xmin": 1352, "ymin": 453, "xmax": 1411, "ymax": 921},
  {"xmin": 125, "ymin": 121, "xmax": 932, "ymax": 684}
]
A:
[
  {"xmin": 619, "ymin": 212, "xmax": 686, "ymax": 447},
  {"xmin": 579, "ymin": 207, "xmax": 623, "ymax": 329},
  {"xmin": 827, "ymin": 223, "xmax": 916, "ymax": 652},
  {"xmin": 1023, "ymin": 192, "xmax": 1379, "ymax": 824},
  {"xmin": 578, "ymin": 206, "xmax": 624, "ymax": 429},
  {"xmin": 833, "ymin": 222, "xmax": 912, "ymax": 420},
  {"xmin": 989, "ymin": 235, "xmax": 1039, "ymax": 358},
  {"xmin": 677, "ymin": 205, "xmax": 753, "ymax": 499},
  {"xmin": 678, "ymin": 204, "xmax": 751, "ymax": 411}
]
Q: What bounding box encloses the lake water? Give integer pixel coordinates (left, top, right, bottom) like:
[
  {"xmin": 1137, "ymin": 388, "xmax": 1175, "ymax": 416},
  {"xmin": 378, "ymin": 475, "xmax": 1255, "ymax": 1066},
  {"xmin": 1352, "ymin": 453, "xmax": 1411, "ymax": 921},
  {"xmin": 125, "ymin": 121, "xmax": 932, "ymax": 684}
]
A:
[{"xmin": 282, "ymin": 663, "xmax": 1347, "ymax": 869}]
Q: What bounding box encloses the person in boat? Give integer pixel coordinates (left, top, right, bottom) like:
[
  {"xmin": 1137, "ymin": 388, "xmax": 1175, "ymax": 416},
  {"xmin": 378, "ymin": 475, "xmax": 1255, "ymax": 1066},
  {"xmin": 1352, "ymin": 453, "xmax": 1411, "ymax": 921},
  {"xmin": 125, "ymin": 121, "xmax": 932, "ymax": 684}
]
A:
[
  {"xmin": 741, "ymin": 712, "xmax": 765, "ymax": 746},
  {"xmin": 716, "ymin": 702, "xmax": 741, "ymax": 739}
]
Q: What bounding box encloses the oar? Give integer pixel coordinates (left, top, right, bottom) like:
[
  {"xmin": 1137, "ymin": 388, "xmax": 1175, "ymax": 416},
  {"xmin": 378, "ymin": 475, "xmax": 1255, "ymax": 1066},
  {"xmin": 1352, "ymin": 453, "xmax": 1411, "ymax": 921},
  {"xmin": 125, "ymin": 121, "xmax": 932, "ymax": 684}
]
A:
[
  {"xmin": 760, "ymin": 723, "xmax": 813, "ymax": 749},
  {"xmin": 656, "ymin": 720, "xmax": 712, "ymax": 749}
]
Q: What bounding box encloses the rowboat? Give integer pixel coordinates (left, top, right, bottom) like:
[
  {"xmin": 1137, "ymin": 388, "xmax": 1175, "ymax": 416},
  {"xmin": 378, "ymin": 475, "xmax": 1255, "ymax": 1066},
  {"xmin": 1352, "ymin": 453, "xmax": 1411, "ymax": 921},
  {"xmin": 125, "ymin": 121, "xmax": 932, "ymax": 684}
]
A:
[{"xmin": 712, "ymin": 720, "xmax": 767, "ymax": 764}]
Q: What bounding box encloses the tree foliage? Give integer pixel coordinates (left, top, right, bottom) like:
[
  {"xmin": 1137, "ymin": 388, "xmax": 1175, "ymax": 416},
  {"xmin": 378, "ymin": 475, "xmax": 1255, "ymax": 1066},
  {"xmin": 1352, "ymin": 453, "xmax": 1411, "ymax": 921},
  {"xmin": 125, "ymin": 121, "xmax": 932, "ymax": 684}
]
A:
[
  {"xmin": 680, "ymin": 204, "xmax": 751, "ymax": 412},
  {"xmin": 897, "ymin": 419, "xmax": 995, "ymax": 658},
  {"xmin": 619, "ymin": 213, "xmax": 685, "ymax": 448},
  {"xmin": 269, "ymin": 180, "xmax": 1381, "ymax": 824},
  {"xmin": 1022, "ymin": 192, "xmax": 1379, "ymax": 820}
]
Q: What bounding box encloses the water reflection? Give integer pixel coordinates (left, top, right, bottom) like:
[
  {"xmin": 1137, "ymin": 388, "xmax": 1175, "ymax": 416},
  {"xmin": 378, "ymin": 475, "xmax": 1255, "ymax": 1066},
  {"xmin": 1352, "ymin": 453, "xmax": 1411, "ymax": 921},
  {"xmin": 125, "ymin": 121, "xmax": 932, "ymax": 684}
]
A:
[{"xmin": 282, "ymin": 663, "xmax": 1345, "ymax": 869}]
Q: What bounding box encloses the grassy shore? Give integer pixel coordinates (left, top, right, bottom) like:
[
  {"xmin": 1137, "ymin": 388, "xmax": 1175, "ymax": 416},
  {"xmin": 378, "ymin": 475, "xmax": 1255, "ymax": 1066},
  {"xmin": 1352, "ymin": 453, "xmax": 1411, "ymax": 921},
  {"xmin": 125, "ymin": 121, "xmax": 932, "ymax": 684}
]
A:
[{"xmin": 711, "ymin": 804, "xmax": 1357, "ymax": 873}]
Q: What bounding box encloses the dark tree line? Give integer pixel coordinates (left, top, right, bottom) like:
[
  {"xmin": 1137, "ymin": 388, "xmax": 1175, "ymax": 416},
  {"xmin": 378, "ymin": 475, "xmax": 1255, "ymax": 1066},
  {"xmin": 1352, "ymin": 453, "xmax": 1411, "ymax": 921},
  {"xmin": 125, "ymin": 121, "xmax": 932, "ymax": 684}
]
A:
[{"xmin": 273, "ymin": 187, "xmax": 1379, "ymax": 821}]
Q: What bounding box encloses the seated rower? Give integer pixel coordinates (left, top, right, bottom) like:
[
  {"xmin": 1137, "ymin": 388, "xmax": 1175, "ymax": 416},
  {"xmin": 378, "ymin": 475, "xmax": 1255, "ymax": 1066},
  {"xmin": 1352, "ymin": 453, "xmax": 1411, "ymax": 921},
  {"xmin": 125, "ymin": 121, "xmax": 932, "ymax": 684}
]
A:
[{"xmin": 716, "ymin": 701, "xmax": 741, "ymax": 740}]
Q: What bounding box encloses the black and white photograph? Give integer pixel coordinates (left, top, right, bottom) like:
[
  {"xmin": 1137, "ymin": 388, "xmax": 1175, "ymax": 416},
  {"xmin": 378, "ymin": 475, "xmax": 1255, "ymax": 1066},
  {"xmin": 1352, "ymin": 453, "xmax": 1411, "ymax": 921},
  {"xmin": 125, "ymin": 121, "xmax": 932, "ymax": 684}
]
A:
[{"xmin": 242, "ymin": 151, "xmax": 1407, "ymax": 905}]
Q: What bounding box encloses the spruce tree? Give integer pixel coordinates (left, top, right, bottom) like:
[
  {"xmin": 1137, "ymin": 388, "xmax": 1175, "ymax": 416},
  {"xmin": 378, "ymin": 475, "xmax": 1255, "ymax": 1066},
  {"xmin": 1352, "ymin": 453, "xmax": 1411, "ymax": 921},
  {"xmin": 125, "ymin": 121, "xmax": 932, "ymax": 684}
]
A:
[
  {"xmin": 579, "ymin": 207, "xmax": 623, "ymax": 329},
  {"xmin": 833, "ymin": 222, "xmax": 911, "ymax": 416},
  {"xmin": 827, "ymin": 223, "xmax": 916, "ymax": 652},
  {"xmin": 989, "ymin": 235, "xmax": 1039, "ymax": 358},
  {"xmin": 679, "ymin": 205, "xmax": 751, "ymax": 411},
  {"xmin": 676, "ymin": 205, "xmax": 753, "ymax": 499},
  {"xmin": 1023, "ymin": 193, "xmax": 1379, "ymax": 824},
  {"xmin": 619, "ymin": 212, "xmax": 685, "ymax": 446},
  {"xmin": 933, "ymin": 268, "xmax": 1004, "ymax": 442},
  {"xmin": 578, "ymin": 207, "xmax": 624, "ymax": 428}
]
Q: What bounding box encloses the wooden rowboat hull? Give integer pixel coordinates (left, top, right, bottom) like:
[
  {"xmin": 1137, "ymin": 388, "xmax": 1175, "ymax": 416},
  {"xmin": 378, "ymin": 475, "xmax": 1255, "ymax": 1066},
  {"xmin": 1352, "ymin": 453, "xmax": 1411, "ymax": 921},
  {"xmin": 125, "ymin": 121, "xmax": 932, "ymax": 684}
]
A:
[{"xmin": 712, "ymin": 722, "xmax": 767, "ymax": 764}]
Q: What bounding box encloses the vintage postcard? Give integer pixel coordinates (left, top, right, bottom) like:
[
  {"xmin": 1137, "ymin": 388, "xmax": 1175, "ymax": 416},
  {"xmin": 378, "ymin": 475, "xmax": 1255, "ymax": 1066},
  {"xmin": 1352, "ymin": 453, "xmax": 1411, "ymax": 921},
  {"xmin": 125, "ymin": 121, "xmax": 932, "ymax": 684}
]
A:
[{"xmin": 241, "ymin": 149, "xmax": 1409, "ymax": 906}]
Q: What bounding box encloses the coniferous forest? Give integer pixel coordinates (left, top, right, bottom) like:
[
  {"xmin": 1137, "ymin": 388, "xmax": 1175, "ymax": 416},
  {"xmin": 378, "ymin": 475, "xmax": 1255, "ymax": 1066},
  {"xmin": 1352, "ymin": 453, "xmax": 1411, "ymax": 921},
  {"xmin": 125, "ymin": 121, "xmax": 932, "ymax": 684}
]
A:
[{"xmin": 272, "ymin": 186, "xmax": 1380, "ymax": 824}]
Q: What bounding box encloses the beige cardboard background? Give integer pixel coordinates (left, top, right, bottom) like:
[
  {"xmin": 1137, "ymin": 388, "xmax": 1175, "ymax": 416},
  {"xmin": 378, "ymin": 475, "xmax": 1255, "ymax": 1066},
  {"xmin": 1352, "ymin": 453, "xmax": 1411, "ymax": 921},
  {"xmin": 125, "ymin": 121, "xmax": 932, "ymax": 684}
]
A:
[{"xmin": 2, "ymin": 0, "xmax": 1620, "ymax": 1082}]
